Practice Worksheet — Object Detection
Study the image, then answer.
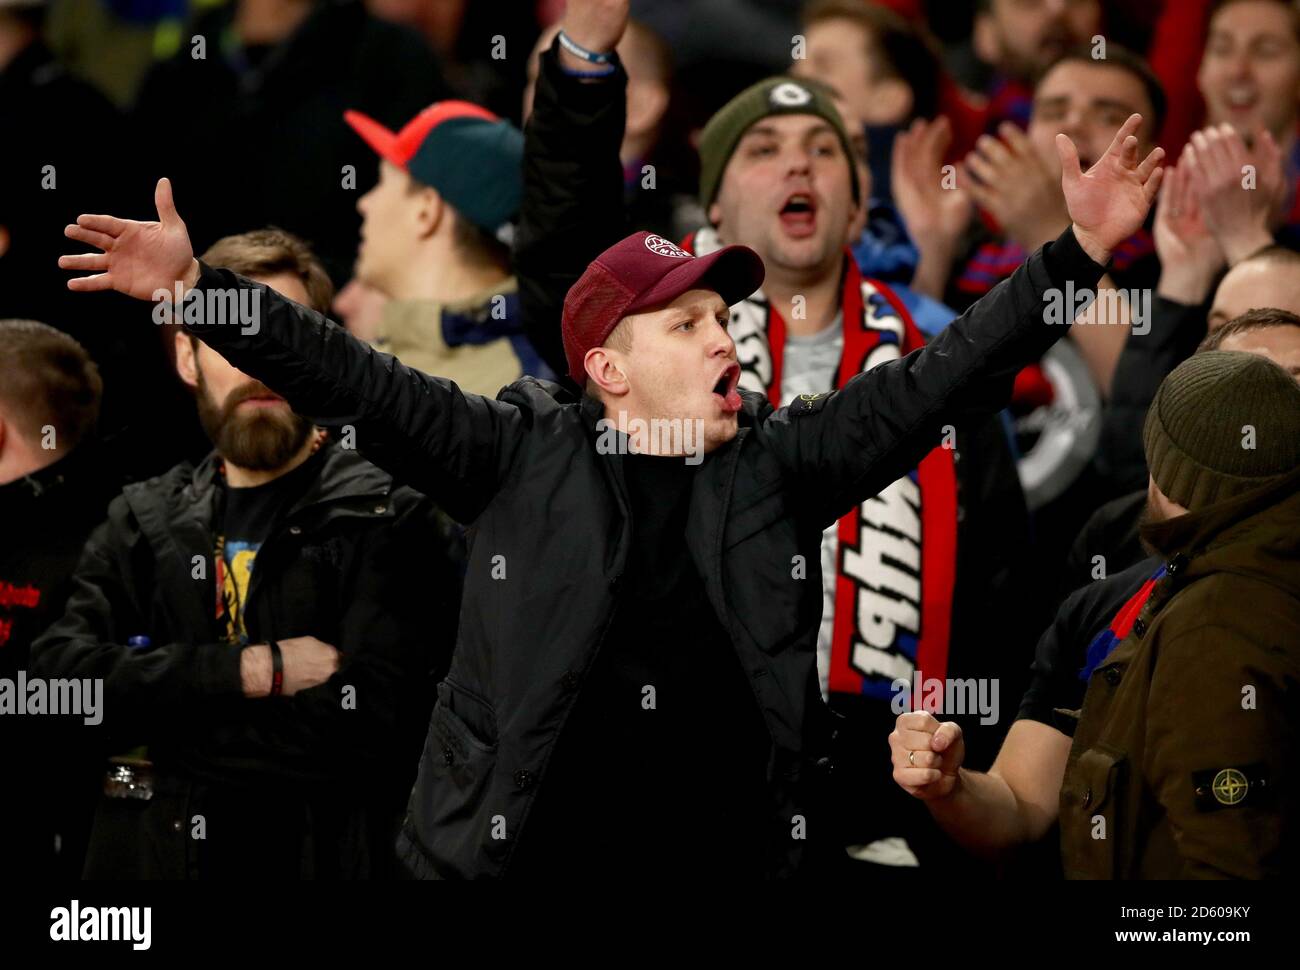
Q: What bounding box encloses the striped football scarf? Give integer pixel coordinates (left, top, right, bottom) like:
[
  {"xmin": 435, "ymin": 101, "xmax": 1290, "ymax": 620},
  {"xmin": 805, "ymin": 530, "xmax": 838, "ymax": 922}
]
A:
[{"xmin": 684, "ymin": 227, "xmax": 958, "ymax": 701}]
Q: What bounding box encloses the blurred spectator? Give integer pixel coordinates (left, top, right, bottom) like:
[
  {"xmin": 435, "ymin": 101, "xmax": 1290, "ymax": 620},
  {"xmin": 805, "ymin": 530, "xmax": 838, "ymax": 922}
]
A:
[
  {"xmin": 0, "ymin": 319, "xmax": 111, "ymax": 879},
  {"xmin": 344, "ymin": 101, "xmax": 551, "ymax": 391},
  {"xmin": 793, "ymin": 0, "xmax": 943, "ymax": 202},
  {"xmin": 1210, "ymin": 244, "xmax": 1300, "ymax": 327},
  {"xmin": 31, "ymin": 229, "xmax": 464, "ymax": 878},
  {"xmin": 132, "ymin": 0, "xmax": 452, "ymax": 283},
  {"xmin": 1197, "ymin": 0, "xmax": 1300, "ymax": 246},
  {"xmin": 971, "ymin": 0, "xmax": 1103, "ymax": 130}
]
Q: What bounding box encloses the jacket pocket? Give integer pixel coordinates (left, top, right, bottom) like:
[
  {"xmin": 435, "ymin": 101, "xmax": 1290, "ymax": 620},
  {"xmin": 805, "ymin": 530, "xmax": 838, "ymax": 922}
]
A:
[
  {"xmin": 1061, "ymin": 744, "xmax": 1126, "ymax": 879},
  {"xmin": 403, "ymin": 683, "xmax": 500, "ymax": 878}
]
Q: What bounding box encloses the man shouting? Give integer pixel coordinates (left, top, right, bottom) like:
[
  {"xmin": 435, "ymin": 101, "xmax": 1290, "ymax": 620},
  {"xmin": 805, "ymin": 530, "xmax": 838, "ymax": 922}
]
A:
[{"xmin": 59, "ymin": 112, "xmax": 1161, "ymax": 879}]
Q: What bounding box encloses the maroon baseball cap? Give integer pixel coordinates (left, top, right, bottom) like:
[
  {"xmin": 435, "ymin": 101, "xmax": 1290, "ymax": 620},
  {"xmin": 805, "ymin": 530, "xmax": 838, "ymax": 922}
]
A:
[{"xmin": 562, "ymin": 232, "xmax": 765, "ymax": 385}]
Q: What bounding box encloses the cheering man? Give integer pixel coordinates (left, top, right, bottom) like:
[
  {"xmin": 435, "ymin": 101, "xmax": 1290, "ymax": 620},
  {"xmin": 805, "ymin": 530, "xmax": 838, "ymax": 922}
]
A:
[{"xmin": 58, "ymin": 110, "xmax": 1161, "ymax": 878}]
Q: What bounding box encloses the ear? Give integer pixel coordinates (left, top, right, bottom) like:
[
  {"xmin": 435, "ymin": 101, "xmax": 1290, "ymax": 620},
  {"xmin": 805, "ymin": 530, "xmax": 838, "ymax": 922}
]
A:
[
  {"xmin": 584, "ymin": 346, "xmax": 630, "ymax": 397},
  {"xmin": 413, "ymin": 185, "xmax": 445, "ymax": 241},
  {"xmin": 973, "ymin": 13, "xmax": 1000, "ymax": 67},
  {"xmin": 175, "ymin": 330, "xmax": 200, "ymax": 389},
  {"xmin": 868, "ymin": 77, "xmax": 913, "ymax": 127}
]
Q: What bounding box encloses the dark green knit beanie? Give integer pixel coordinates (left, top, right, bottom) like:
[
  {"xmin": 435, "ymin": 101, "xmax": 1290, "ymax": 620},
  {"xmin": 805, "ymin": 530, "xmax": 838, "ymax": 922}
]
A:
[
  {"xmin": 698, "ymin": 76, "xmax": 860, "ymax": 211},
  {"xmin": 1143, "ymin": 351, "xmax": 1300, "ymax": 510}
]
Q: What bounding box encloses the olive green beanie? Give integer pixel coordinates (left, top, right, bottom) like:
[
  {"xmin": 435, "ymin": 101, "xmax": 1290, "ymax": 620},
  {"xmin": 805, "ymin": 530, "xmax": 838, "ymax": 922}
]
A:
[
  {"xmin": 697, "ymin": 76, "xmax": 860, "ymax": 210},
  {"xmin": 1143, "ymin": 351, "xmax": 1300, "ymax": 511}
]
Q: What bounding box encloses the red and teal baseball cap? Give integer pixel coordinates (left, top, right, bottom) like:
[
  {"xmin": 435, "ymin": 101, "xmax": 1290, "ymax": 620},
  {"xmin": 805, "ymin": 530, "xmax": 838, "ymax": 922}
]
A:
[{"xmin": 344, "ymin": 100, "xmax": 524, "ymax": 235}]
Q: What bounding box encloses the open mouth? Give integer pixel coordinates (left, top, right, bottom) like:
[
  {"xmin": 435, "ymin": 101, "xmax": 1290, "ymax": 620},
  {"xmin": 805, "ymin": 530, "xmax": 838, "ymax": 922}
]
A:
[
  {"xmin": 1225, "ymin": 86, "xmax": 1258, "ymax": 112},
  {"xmin": 711, "ymin": 362, "xmax": 742, "ymax": 413},
  {"xmin": 779, "ymin": 192, "xmax": 817, "ymax": 236}
]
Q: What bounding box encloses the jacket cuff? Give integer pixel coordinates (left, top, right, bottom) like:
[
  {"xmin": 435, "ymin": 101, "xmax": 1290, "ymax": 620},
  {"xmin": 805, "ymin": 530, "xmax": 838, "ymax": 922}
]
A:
[
  {"xmin": 181, "ymin": 260, "xmax": 230, "ymax": 334},
  {"xmin": 1042, "ymin": 226, "xmax": 1108, "ymax": 292},
  {"xmin": 199, "ymin": 642, "xmax": 245, "ymax": 698}
]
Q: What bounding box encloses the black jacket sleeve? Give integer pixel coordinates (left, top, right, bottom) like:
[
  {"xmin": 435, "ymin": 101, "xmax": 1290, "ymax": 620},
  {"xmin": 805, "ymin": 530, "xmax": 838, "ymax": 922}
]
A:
[
  {"xmin": 1093, "ymin": 295, "xmax": 1206, "ymax": 496},
  {"xmin": 515, "ymin": 40, "xmax": 629, "ymax": 381},
  {"xmin": 764, "ymin": 227, "xmax": 1107, "ymax": 528},
  {"xmin": 180, "ymin": 264, "xmax": 526, "ymax": 523},
  {"xmin": 29, "ymin": 504, "xmax": 242, "ymax": 726}
]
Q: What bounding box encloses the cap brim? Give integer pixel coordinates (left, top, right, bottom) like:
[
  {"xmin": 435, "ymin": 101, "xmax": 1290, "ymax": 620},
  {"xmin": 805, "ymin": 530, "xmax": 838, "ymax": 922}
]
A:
[
  {"xmin": 343, "ymin": 110, "xmax": 407, "ymax": 169},
  {"xmin": 630, "ymin": 244, "xmax": 765, "ymax": 315}
]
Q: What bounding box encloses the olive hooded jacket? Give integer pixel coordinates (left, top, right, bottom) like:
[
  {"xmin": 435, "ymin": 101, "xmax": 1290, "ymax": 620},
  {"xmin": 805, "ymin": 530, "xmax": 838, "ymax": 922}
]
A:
[{"xmin": 1060, "ymin": 466, "xmax": 1300, "ymax": 878}]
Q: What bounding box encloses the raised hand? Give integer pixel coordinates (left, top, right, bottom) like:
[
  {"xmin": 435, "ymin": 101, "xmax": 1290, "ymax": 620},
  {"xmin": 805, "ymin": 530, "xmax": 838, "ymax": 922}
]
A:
[
  {"xmin": 1183, "ymin": 123, "xmax": 1283, "ymax": 266},
  {"xmin": 559, "ymin": 0, "xmax": 629, "ymax": 71},
  {"xmin": 1056, "ymin": 114, "xmax": 1165, "ymax": 265},
  {"xmin": 965, "ymin": 122, "xmax": 1070, "ymax": 252},
  {"xmin": 892, "ymin": 115, "xmax": 973, "ymax": 250},
  {"xmin": 60, "ymin": 178, "xmax": 199, "ymax": 301},
  {"xmin": 1153, "ymin": 159, "xmax": 1225, "ymax": 304}
]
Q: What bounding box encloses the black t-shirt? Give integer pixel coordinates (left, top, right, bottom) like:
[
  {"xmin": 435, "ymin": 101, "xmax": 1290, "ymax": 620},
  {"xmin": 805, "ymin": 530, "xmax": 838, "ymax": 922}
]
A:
[
  {"xmin": 510, "ymin": 451, "xmax": 773, "ymax": 879},
  {"xmin": 216, "ymin": 455, "xmax": 318, "ymax": 645},
  {"xmin": 1016, "ymin": 554, "xmax": 1163, "ymax": 734}
]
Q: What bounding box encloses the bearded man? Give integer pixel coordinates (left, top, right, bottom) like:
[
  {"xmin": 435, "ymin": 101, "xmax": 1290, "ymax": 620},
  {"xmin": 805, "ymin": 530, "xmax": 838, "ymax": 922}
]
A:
[{"xmin": 32, "ymin": 229, "xmax": 464, "ymax": 879}]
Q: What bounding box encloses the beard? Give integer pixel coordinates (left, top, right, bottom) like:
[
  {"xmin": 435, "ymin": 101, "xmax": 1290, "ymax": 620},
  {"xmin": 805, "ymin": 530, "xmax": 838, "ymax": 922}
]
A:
[{"xmin": 195, "ymin": 374, "xmax": 314, "ymax": 471}]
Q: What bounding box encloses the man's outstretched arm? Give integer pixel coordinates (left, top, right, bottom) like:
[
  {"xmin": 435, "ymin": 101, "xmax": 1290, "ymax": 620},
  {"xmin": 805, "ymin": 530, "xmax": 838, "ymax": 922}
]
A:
[
  {"xmin": 765, "ymin": 115, "xmax": 1164, "ymax": 525},
  {"xmin": 59, "ymin": 180, "xmax": 525, "ymax": 522}
]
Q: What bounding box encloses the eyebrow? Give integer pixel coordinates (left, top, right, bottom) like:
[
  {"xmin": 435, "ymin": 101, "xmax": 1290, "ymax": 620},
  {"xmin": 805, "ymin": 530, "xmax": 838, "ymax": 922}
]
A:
[{"xmin": 1034, "ymin": 94, "xmax": 1141, "ymax": 115}]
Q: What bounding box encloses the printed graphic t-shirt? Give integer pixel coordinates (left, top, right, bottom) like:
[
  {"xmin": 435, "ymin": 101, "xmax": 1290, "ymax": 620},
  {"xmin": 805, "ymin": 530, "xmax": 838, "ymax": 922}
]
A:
[{"xmin": 215, "ymin": 459, "xmax": 316, "ymax": 645}]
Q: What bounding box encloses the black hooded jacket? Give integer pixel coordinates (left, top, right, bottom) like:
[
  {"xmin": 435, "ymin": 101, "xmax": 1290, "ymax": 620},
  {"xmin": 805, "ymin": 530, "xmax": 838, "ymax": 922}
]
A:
[{"xmin": 30, "ymin": 442, "xmax": 463, "ymax": 877}]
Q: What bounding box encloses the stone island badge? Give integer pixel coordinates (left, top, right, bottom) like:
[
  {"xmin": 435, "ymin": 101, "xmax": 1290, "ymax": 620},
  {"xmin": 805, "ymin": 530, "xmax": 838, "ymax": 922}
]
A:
[{"xmin": 1192, "ymin": 764, "xmax": 1268, "ymax": 812}]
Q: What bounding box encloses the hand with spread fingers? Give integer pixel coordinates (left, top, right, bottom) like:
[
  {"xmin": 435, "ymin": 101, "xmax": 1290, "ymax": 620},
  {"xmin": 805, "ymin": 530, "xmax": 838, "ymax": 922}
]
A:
[
  {"xmin": 890, "ymin": 710, "xmax": 965, "ymax": 800},
  {"xmin": 892, "ymin": 115, "xmax": 973, "ymax": 251},
  {"xmin": 1153, "ymin": 159, "xmax": 1226, "ymax": 304},
  {"xmin": 1056, "ymin": 113, "xmax": 1165, "ymax": 266},
  {"xmin": 59, "ymin": 177, "xmax": 200, "ymax": 302},
  {"xmin": 965, "ymin": 122, "xmax": 1070, "ymax": 253},
  {"xmin": 1183, "ymin": 123, "xmax": 1284, "ymax": 266},
  {"xmin": 891, "ymin": 115, "xmax": 973, "ymax": 300}
]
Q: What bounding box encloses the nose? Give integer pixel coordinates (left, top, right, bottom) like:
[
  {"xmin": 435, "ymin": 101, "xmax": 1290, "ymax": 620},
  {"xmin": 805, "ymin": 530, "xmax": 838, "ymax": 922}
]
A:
[
  {"xmin": 785, "ymin": 145, "xmax": 813, "ymax": 178},
  {"xmin": 710, "ymin": 318, "xmax": 736, "ymax": 359},
  {"xmin": 356, "ymin": 189, "xmax": 372, "ymax": 217}
]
